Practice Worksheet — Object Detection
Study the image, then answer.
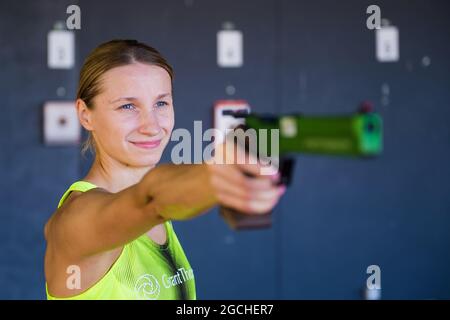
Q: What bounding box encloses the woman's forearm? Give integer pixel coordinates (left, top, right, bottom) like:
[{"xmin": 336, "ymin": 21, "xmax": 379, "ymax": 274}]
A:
[{"xmin": 137, "ymin": 163, "xmax": 218, "ymax": 221}]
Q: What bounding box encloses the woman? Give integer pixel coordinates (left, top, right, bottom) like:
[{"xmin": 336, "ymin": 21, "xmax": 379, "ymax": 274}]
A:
[{"xmin": 44, "ymin": 39, "xmax": 285, "ymax": 300}]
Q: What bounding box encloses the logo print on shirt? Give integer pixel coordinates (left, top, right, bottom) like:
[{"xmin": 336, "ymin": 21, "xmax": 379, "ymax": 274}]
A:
[{"xmin": 135, "ymin": 274, "xmax": 160, "ymax": 300}]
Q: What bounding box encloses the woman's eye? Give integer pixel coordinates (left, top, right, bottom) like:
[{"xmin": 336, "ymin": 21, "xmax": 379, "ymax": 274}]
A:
[
  {"xmin": 120, "ymin": 103, "xmax": 136, "ymax": 110},
  {"xmin": 155, "ymin": 101, "xmax": 169, "ymax": 108}
]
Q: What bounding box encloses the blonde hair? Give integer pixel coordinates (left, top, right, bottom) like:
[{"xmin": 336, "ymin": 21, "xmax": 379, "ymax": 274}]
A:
[{"xmin": 77, "ymin": 39, "xmax": 174, "ymax": 156}]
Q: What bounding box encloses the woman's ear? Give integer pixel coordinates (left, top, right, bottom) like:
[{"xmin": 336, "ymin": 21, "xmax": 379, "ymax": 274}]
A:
[{"xmin": 76, "ymin": 99, "xmax": 94, "ymax": 131}]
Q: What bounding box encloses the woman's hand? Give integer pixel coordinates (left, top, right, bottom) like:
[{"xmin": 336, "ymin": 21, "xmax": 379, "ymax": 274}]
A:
[{"xmin": 205, "ymin": 140, "xmax": 286, "ymax": 215}]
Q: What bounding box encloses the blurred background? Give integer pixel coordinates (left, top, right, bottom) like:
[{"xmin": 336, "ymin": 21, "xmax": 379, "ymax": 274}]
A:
[{"xmin": 0, "ymin": 0, "xmax": 449, "ymax": 299}]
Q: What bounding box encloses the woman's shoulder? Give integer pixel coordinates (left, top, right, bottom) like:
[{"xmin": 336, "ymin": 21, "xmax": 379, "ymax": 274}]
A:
[
  {"xmin": 57, "ymin": 180, "xmax": 99, "ymax": 209},
  {"xmin": 45, "ymin": 180, "xmax": 100, "ymax": 242}
]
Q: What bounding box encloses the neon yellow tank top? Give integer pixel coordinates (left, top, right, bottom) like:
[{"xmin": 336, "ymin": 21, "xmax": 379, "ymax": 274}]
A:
[{"xmin": 46, "ymin": 181, "xmax": 196, "ymax": 300}]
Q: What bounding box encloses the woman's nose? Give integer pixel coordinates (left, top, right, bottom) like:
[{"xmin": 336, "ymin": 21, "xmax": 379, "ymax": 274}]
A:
[{"xmin": 138, "ymin": 109, "xmax": 161, "ymax": 136}]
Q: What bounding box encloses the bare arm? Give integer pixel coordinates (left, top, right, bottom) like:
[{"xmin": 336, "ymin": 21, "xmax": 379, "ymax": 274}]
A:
[
  {"xmin": 137, "ymin": 163, "xmax": 218, "ymax": 220},
  {"xmin": 45, "ymin": 163, "xmax": 217, "ymax": 260}
]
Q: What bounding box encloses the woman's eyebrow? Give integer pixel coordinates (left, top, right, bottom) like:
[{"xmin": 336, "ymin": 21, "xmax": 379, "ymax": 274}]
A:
[
  {"xmin": 155, "ymin": 93, "xmax": 172, "ymax": 100},
  {"xmin": 109, "ymin": 97, "xmax": 138, "ymax": 104},
  {"xmin": 109, "ymin": 93, "xmax": 171, "ymax": 104}
]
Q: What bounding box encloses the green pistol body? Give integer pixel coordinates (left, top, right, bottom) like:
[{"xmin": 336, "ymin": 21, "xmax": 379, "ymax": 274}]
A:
[{"xmin": 245, "ymin": 111, "xmax": 383, "ymax": 157}]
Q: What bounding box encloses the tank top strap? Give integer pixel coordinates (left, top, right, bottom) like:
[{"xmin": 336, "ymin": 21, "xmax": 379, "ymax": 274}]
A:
[{"xmin": 57, "ymin": 181, "xmax": 98, "ymax": 209}]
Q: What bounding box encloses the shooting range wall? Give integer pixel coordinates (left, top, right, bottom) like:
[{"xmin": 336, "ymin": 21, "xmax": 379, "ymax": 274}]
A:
[{"xmin": 0, "ymin": 0, "xmax": 449, "ymax": 299}]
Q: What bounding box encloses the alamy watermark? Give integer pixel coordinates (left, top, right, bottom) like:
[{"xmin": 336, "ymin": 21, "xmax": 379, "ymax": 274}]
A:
[
  {"xmin": 366, "ymin": 264, "xmax": 381, "ymax": 290},
  {"xmin": 170, "ymin": 121, "xmax": 280, "ymax": 175},
  {"xmin": 366, "ymin": 5, "xmax": 381, "ymax": 30},
  {"xmin": 66, "ymin": 5, "xmax": 81, "ymax": 30},
  {"xmin": 66, "ymin": 265, "xmax": 81, "ymax": 290}
]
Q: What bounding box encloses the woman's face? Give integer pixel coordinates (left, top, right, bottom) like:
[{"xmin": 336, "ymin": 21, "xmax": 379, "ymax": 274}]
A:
[{"xmin": 86, "ymin": 63, "xmax": 174, "ymax": 168}]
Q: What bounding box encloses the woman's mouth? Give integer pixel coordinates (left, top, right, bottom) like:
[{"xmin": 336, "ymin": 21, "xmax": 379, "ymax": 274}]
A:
[{"xmin": 130, "ymin": 139, "xmax": 162, "ymax": 149}]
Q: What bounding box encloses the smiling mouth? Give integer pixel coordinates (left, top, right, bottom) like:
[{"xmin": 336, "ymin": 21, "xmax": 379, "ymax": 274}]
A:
[{"xmin": 130, "ymin": 139, "xmax": 162, "ymax": 149}]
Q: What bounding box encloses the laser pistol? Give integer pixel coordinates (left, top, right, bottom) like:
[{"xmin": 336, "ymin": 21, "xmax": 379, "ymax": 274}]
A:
[{"xmin": 219, "ymin": 105, "xmax": 383, "ymax": 230}]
